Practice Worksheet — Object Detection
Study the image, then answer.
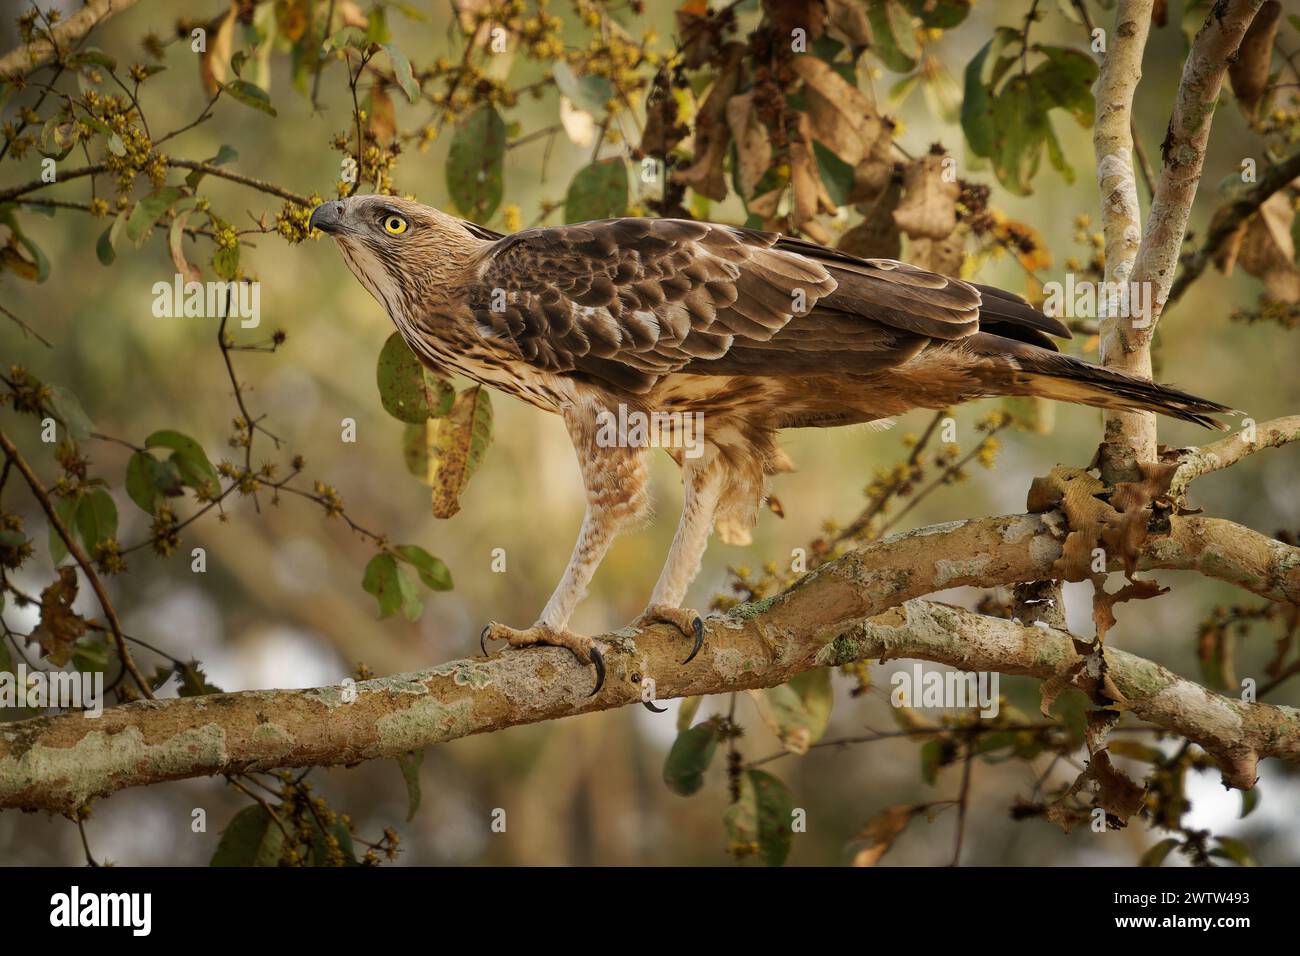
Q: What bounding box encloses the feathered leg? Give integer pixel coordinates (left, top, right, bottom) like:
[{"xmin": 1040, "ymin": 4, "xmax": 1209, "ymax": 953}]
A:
[
  {"xmin": 637, "ymin": 452, "xmax": 725, "ymax": 665},
  {"xmin": 481, "ymin": 404, "xmax": 649, "ymax": 695}
]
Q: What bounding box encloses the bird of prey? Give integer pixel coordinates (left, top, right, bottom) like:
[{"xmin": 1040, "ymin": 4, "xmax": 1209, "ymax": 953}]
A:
[{"xmin": 309, "ymin": 196, "xmax": 1229, "ymax": 695}]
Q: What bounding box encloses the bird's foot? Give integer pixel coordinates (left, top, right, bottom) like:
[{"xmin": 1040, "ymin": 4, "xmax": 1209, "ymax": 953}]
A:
[
  {"xmin": 636, "ymin": 603, "xmax": 705, "ymax": 665},
  {"xmin": 480, "ymin": 622, "xmax": 606, "ymax": 697}
]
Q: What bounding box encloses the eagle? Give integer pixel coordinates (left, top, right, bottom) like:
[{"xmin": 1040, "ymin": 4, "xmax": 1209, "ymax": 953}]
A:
[{"xmin": 309, "ymin": 195, "xmax": 1229, "ymax": 695}]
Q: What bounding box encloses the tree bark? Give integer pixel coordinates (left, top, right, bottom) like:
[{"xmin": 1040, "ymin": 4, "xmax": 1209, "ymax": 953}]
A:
[
  {"xmin": 0, "ymin": 0, "xmax": 142, "ymax": 78},
  {"xmin": 3, "ymin": 507, "xmax": 1298, "ymax": 814},
  {"xmin": 1096, "ymin": 0, "xmax": 1265, "ymax": 482}
]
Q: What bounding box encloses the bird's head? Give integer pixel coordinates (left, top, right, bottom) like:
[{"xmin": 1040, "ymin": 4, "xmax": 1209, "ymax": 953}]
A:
[{"xmin": 308, "ymin": 195, "xmax": 476, "ymax": 319}]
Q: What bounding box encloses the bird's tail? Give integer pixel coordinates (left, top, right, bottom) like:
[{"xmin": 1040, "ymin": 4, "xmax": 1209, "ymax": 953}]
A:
[{"xmin": 962, "ymin": 332, "xmax": 1234, "ymax": 430}]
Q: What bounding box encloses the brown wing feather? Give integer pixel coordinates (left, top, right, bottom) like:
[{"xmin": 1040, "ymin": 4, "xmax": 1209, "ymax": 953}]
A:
[
  {"xmin": 467, "ymin": 218, "xmax": 838, "ymax": 392},
  {"xmin": 464, "ymin": 218, "xmax": 1070, "ymax": 390}
]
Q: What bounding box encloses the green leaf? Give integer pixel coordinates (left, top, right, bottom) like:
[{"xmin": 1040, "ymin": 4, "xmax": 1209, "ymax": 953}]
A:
[
  {"xmin": 1240, "ymin": 787, "xmax": 1260, "ymax": 819},
  {"xmin": 376, "ymin": 331, "xmax": 452, "ymax": 422},
  {"xmin": 990, "ymin": 74, "xmax": 1050, "ymax": 196},
  {"xmin": 145, "ymin": 430, "xmax": 219, "ymax": 497},
  {"xmin": 49, "ymin": 493, "xmax": 80, "ymax": 565},
  {"xmin": 903, "ymin": 0, "xmax": 970, "ymax": 28},
  {"xmin": 445, "ymin": 106, "xmax": 506, "ymax": 221},
  {"xmin": 309, "ymin": 815, "xmax": 358, "ymax": 866},
  {"xmin": 396, "ymin": 749, "xmax": 424, "ymax": 821},
  {"xmin": 663, "ymin": 721, "xmax": 719, "ymax": 796},
  {"xmin": 0, "ymin": 208, "xmax": 50, "ymax": 282},
  {"xmin": 211, "ymin": 805, "xmax": 286, "ymax": 866},
  {"xmin": 382, "ymin": 44, "xmax": 420, "ymax": 103},
  {"xmin": 813, "ymin": 142, "xmax": 855, "ymax": 207},
  {"xmin": 221, "ymin": 79, "xmax": 277, "ymax": 116},
  {"xmin": 46, "ymin": 384, "xmax": 94, "ymax": 443},
  {"xmin": 868, "ymin": 0, "xmax": 919, "ymax": 73},
  {"xmin": 564, "ymin": 159, "xmax": 628, "ymax": 224},
  {"xmin": 125, "ymin": 187, "xmax": 184, "ymax": 244},
  {"xmin": 552, "ymin": 61, "xmax": 613, "ymax": 114},
  {"xmin": 749, "ymin": 770, "xmax": 795, "ymax": 866},
  {"xmin": 70, "ymin": 48, "xmax": 117, "ymax": 71},
  {"xmin": 751, "ymin": 669, "xmax": 833, "ymax": 754},
  {"xmin": 1139, "ymin": 837, "xmax": 1180, "ymax": 867},
  {"xmin": 961, "ymin": 39, "xmax": 995, "ymax": 158},
  {"xmin": 723, "ymin": 769, "xmax": 759, "ymax": 858},
  {"xmin": 1031, "ymin": 46, "xmax": 1099, "ymax": 127},
  {"xmin": 125, "ymin": 450, "xmax": 183, "ymax": 514},
  {"xmin": 394, "ymin": 544, "xmax": 453, "ymax": 591},
  {"xmin": 364, "ymin": 4, "xmax": 390, "ymax": 45},
  {"xmin": 920, "ymin": 737, "xmax": 945, "ymax": 785},
  {"xmin": 676, "ymin": 695, "xmax": 703, "ymax": 732},
  {"xmin": 1212, "ymin": 836, "xmax": 1256, "ymax": 866},
  {"xmin": 185, "ymin": 145, "xmax": 238, "ymax": 189},
  {"xmin": 95, "ymin": 224, "xmax": 116, "ymax": 265},
  {"xmin": 75, "ymin": 489, "xmax": 117, "ymax": 552},
  {"xmin": 362, "ymin": 553, "xmax": 422, "ymax": 620},
  {"xmin": 212, "ymin": 242, "xmax": 239, "ymax": 281},
  {"xmin": 72, "ymin": 634, "xmax": 111, "ymax": 674},
  {"xmin": 322, "ymin": 27, "xmax": 367, "ymax": 53},
  {"xmin": 402, "ymin": 422, "xmax": 428, "ymax": 479},
  {"xmin": 724, "ymin": 769, "xmax": 795, "ymax": 866},
  {"xmin": 37, "ymin": 119, "xmax": 78, "ymax": 160}
]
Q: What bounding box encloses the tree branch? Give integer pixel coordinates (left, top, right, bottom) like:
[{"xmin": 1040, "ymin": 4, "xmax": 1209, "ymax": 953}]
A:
[
  {"xmin": 1092, "ymin": 0, "xmax": 1151, "ymax": 302},
  {"xmin": 1168, "ymin": 414, "xmax": 1300, "ymax": 495},
  {"xmin": 0, "ymin": 0, "xmax": 141, "ymax": 79},
  {"xmin": 1097, "ymin": 0, "xmax": 1264, "ymax": 482},
  {"xmin": 3, "ymin": 508, "xmax": 1298, "ymax": 813},
  {"xmin": 0, "ymin": 160, "xmax": 312, "ymax": 206},
  {"xmin": 1165, "ymin": 149, "xmax": 1300, "ymax": 306},
  {"xmin": 843, "ymin": 602, "xmax": 1293, "ymax": 789}
]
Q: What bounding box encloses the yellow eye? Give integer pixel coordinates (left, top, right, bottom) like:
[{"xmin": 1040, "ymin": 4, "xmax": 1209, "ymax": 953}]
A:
[{"xmin": 383, "ymin": 215, "xmax": 408, "ymax": 235}]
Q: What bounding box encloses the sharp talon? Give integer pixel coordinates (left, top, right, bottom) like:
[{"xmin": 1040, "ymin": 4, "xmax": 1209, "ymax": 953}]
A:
[
  {"xmin": 642, "ymin": 699, "xmax": 667, "ymax": 713},
  {"xmin": 480, "ymin": 625, "xmax": 491, "ymax": 656},
  {"xmin": 588, "ymin": 646, "xmax": 606, "ymax": 697},
  {"xmin": 682, "ymin": 617, "xmax": 704, "ymax": 665}
]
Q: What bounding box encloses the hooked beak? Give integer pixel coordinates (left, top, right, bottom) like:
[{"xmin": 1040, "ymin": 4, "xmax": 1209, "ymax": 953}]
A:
[{"xmin": 309, "ymin": 200, "xmax": 346, "ymax": 235}]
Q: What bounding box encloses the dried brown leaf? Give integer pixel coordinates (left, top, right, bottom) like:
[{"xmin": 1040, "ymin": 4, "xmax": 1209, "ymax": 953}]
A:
[
  {"xmin": 199, "ymin": 3, "xmax": 236, "ymax": 98},
  {"xmin": 792, "ymin": 55, "xmax": 882, "ymax": 166},
  {"xmin": 839, "ymin": 175, "xmax": 903, "ymax": 260},
  {"xmin": 671, "ymin": 43, "xmax": 745, "ymax": 201},
  {"xmin": 826, "ymin": 0, "xmax": 874, "ymax": 47},
  {"xmin": 1238, "ymin": 193, "xmax": 1300, "ymax": 304},
  {"xmin": 32, "ymin": 566, "xmax": 87, "ymax": 666},
  {"xmin": 725, "ymin": 92, "xmax": 772, "ymax": 201},
  {"xmin": 851, "ymin": 804, "xmax": 922, "ymax": 866},
  {"xmin": 892, "ymin": 154, "xmax": 960, "ymax": 240},
  {"xmin": 1227, "ymin": 0, "xmax": 1281, "ymax": 118}
]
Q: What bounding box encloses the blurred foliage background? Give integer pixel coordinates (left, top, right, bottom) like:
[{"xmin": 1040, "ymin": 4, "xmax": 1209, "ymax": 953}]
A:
[{"xmin": 1, "ymin": 0, "xmax": 1299, "ymax": 866}]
